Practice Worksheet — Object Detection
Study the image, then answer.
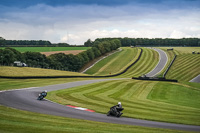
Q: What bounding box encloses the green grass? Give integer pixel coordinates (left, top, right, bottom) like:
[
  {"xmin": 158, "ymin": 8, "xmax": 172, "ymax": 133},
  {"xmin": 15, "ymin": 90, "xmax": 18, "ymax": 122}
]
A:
[
  {"xmin": 85, "ymin": 47, "xmax": 139, "ymax": 76},
  {"xmin": 156, "ymin": 47, "xmax": 200, "ymax": 81},
  {"xmin": 85, "ymin": 47, "xmax": 159, "ymax": 78},
  {"xmin": 118, "ymin": 48, "xmax": 159, "ymax": 78},
  {"xmin": 166, "ymin": 54, "xmax": 200, "ymax": 81},
  {"xmin": 0, "ymin": 47, "xmax": 90, "ymax": 52},
  {"xmin": 0, "ymin": 78, "xmax": 94, "ymax": 91},
  {"xmin": 47, "ymin": 79, "xmax": 200, "ymax": 125},
  {"xmin": 1, "ymin": 47, "xmax": 200, "ymax": 132},
  {"xmin": 0, "ymin": 106, "xmax": 190, "ymax": 133},
  {"xmin": 0, "ymin": 66, "xmax": 88, "ymax": 77},
  {"xmin": 158, "ymin": 47, "xmax": 200, "ymax": 55}
]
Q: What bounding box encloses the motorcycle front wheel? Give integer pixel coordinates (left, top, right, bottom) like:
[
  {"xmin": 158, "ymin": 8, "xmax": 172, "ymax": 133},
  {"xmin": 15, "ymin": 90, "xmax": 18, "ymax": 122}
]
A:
[{"xmin": 107, "ymin": 111, "xmax": 111, "ymax": 116}]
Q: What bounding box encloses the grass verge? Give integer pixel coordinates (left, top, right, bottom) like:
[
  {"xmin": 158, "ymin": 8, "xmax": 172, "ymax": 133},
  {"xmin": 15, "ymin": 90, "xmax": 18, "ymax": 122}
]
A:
[
  {"xmin": 0, "ymin": 78, "xmax": 95, "ymax": 91},
  {"xmin": 0, "ymin": 66, "xmax": 88, "ymax": 77},
  {"xmin": 0, "ymin": 105, "xmax": 192, "ymax": 133}
]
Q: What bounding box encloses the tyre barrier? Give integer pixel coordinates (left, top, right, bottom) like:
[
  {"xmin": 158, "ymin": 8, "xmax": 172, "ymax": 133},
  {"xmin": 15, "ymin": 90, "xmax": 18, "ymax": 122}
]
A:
[
  {"xmin": 163, "ymin": 54, "xmax": 177, "ymax": 77},
  {"xmin": 0, "ymin": 49, "xmax": 143, "ymax": 79},
  {"xmin": 132, "ymin": 77, "xmax": 178, "ymax": 82}
]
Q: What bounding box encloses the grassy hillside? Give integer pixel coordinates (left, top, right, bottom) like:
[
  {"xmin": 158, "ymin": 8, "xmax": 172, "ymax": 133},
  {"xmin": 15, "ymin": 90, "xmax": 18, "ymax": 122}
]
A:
[
  {"xmin": 155, "ymin": 47, "xmax": 200, "ymax": 81},
  {"xmin": 85, "ymin": 47, "xmax": 139, "ymax": 76},
  {"xmin": 0, "ymin": 106, "xmax": 189, "ymax": 133},
  {"xmin": 118, "ymin": 47, "xmax": 159, "ymax": 78},
  {"xmin": 85, "ymin": 47, "xmax": 159, "ymax": 78},
  {"xmin": 47, "ymin": 79, "xmax": 200, "ymax": 125},
  {"xmin": 0, "ymin": 66, "xmax": 88, "ymax": 77},
  {"xmin": 166, "ymin": 54, "xmax": 200, "ymax": 81},
  {"xmin": 0, "ymin": 47, "xmax": 90, "ymax": 52}
]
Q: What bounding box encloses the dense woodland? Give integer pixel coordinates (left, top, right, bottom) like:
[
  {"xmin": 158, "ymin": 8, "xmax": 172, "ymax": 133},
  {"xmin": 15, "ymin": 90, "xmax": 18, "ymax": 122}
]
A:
[
  {"xmin": 0, "ymin": 37, "xmax": 71, "ymax": 47},
  {"xmin": 0, "ymin": 39, "xmax": 121, "ymax": 72},
  {"xmin": 85, "ymin": 38, "xmax": 200, "ymax": 47}
]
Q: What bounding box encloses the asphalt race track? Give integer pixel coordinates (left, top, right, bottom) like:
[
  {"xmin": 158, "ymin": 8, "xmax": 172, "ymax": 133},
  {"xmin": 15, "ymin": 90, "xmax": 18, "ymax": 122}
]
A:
[
  {"xmin": 1, "ymin": 79, "xmax": 200, "ymax": 132},
  {"xmin": 190, "ymin": 74, "xmax": 200, "ymax": 83},
  {"xmin": 146, "ymin": 48, "xmax": 168, "ymax": 77}
]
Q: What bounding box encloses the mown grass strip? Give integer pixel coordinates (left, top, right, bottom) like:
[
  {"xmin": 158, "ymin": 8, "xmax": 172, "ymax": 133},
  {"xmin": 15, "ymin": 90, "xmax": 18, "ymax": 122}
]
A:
[
  {"xmin": 85, "ymin": 47, "xmax": 138, "ymax": 75},
  {"xmin": 118, "ymin": 48, "xmax": 159, "ymax": 78},
  {"xmin": 166, "ymin": 54, "xmax": 200, "ymax": 81},
  {"xmin": 47, "ymin": 79, "xmax": 200, "ymax": 125}
]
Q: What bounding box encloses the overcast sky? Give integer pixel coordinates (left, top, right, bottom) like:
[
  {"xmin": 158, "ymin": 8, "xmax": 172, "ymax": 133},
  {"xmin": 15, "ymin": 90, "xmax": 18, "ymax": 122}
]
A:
[{"xmin": 0, "ymin": 0, "xmax": 200, "ymax": 45}]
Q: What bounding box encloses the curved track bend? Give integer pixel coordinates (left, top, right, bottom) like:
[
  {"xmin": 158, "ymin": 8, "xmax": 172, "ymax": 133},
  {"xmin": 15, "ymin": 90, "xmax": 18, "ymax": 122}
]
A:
[{"xmin": 146, "ymin": 48, "xmax": 168, "ymax": 77}]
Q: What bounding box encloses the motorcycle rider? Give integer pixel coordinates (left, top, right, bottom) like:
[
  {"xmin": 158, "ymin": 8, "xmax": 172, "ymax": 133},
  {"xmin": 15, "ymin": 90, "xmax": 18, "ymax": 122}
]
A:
[
  {"xmin": 40, "ymin": 90, "xmax": 47, "ymax": 97},
  {"xmin": 110, "ymin": 102, "xmax": 123, "ymax": 117}
]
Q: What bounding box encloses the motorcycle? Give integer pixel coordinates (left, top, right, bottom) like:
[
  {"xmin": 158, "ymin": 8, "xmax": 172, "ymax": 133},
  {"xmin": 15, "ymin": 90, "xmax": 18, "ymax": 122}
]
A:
[
  {"xmin": 107, "ymin": 106, "xmax": 124, "ymax": 117},
  {"xmin": 37, "ymin": 93, "xmax": 44, "ymax": 100},
  {"xmin": 37, "ymin": 91, "xmax": 47, "ymax": 100}
]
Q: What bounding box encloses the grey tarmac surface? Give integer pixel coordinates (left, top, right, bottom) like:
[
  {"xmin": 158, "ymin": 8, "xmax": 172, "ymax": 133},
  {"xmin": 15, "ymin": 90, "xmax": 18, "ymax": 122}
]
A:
[
  {"xmin": 190, "ymin": 74, "xmax": 200, "ymax": 83},
  {"xmin": 0, "ymin": 79, "xmax": 200, "ymax": 132},
  {"xmin": 146, "ymin": 48, "xmax": 168, "ymax": 77}
]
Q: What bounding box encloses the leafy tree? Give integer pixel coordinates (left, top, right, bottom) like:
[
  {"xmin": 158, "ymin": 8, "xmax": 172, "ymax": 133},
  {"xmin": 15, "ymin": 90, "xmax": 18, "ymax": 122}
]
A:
[
  {"xmin": 86, "ymin": 49, "xmax": 95, "ymax": 60},
  {"xmin": 3, "ymin": 49, "xmax": 15, "ymax": 65},
  {"xmin": 0, "ymin": 37, "xmax": 5, "ymax": 40},
  {"xmin": 84, "ymin": 39, "xmax": 93, "ymax": 47},
  {"xmin": 78, "ymin": 51, "xmax": 89, "ymax": 65},
  {"xmin": 91, "ymin": 47, "xmax": 101, "ymax": 58}
]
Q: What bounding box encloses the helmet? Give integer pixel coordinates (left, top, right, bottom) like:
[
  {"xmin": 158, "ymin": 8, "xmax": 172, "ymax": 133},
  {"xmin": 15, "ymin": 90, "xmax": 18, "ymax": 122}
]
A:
[
  {"xmin": 45, "ymin": 90, "xmax": 47, "ymax": 93},
  {"xmin": 118, "ymin": 102, "xmax": 121, "ymax": 105}
]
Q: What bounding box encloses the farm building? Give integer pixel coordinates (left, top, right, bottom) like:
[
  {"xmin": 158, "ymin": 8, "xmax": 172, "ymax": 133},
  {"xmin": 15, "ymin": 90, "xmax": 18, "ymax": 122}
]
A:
[{"xmin": 14, "ymin": 61, "xmax": 27, "ymax": 67}]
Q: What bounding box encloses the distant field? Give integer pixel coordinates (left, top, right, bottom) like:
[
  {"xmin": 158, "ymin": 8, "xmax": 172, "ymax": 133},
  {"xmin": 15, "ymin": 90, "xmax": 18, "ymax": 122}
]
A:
[
  {"xmin": 47, "ymin": 79, "xmax": 200, "ymax": 125},
  {"xmin": 0, "ymin": 47, "xmax": 90, "ymax": 52}
]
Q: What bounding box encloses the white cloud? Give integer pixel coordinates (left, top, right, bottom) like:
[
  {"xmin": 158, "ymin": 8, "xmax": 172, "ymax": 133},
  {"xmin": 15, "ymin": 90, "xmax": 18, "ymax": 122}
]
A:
[{"xmin": 0, "ymin": 3, "xmax": 200, "ymax": 45}]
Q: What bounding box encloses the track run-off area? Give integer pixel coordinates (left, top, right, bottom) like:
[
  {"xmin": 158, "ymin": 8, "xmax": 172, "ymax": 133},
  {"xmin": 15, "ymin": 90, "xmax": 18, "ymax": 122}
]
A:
[{"xmin": 0, "ymin": 47, "xmax": 200, "ymax": 132}]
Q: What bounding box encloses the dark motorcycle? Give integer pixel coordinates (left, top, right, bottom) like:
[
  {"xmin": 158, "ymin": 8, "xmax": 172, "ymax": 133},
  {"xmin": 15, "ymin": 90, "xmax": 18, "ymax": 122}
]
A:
[
  {"xmin": 107, "ymin": 106, "xmax": 124, "ymax": 117},
  {"xmin": 37, "ymin": 91, "xmax": 47, "ymax": 100},
  {"xmin": 37, "ymin": 93, "xmax": 45, "ymax": 100}
]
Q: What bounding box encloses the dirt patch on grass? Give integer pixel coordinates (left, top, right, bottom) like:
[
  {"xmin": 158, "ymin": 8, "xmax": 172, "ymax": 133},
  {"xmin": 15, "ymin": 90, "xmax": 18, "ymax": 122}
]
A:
[{"xmin": 41, "ymin": 50, "xmax": 85, "ymax": 56}]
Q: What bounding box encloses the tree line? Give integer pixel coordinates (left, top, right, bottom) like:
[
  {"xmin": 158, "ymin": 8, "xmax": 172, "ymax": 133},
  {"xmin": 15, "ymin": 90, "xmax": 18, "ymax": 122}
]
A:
[
  {"xmin": 84, "ymin": 37, "xmax": 200, "ymax": 47},
  {"xmin": 0, "ymin": 39, "xmax": 121, "ymax": 72}
]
